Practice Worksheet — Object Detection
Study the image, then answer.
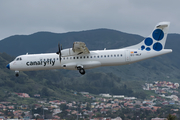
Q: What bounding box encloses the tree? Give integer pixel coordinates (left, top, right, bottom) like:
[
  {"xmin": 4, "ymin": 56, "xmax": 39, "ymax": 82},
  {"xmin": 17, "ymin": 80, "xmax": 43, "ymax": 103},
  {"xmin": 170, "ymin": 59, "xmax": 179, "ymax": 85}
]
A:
[
  {"xmin": 124, "ymin": 84, "xmax": 127, "ymax": 89},
  {"xmin": 21, "ymin": 112, "xmax": 25, "ymax": 118},
  {"xmin": 58, "ymin": 111, "xmax": 68, "ymax": 118},
  {"xmin": 41, "ymin": 87, "xmax": 49, "ymax": 96},
  {"xmin": 167, "ymin": 114, "xmax": 176, "ymax": 120},
  {"xmin": 86, "ymin": 103, "xmax": 91, "ymax": 110},
  {"xmin": 60, "ymin": 104, "xmax": 68, "ymax": 111}
]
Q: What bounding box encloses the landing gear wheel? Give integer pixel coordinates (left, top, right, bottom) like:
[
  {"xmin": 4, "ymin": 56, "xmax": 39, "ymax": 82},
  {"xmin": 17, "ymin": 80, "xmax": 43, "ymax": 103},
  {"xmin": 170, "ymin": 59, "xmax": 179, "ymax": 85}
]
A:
[
  {"xmin": 79, "ymin": 68, "xmax": 85, "ymax": 75},
  {"xmin": 15, "ymin": 73, "xmax": 19, "ymax": 77}
]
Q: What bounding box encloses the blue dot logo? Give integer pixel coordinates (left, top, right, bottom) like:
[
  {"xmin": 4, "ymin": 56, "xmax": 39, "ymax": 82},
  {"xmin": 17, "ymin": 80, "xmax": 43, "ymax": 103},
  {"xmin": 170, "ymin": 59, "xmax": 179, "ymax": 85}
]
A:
[
  {"xmin": 144, "ymin": 38, "xmax": 153, "ymax": 46},
  {"xmin": 141, "ymin": 45, "xmax": 145, "ymax": 50},
  {"xmin": 141, "ymin": 29, "xmax": 164, "ymax": 52},
  {"xmin": 153, "ymin": 42, "xmax": 163, "ymax": 51},
  {"xmin": 146, "ymin": 47, "xmax": 151, "ymax": 51},
  {"xmin": 152, "ymin": 29, "xmax": 164, "ymax": 41}
]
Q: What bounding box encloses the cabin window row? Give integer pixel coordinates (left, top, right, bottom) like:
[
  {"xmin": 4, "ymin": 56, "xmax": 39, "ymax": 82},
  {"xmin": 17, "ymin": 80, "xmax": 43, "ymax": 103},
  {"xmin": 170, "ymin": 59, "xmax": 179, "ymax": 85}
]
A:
[
  {"xmin": 40, "ymin": 58, "xmax": 56, "ymax": 61},
  {"xmin": 62, "ymin": 54, "xmax": 123, "ymax": 60},
  {"xmin": 40, "ymin": 54, "xmax": 123, "ymax": 61}
]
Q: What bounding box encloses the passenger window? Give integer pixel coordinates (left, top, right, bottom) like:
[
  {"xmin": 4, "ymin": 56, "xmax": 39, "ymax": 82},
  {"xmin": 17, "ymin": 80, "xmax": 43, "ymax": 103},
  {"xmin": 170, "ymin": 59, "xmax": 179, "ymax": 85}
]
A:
[
  {"xmin": 121, "ymin": 54, "xmax": 122, "ymax": 56},
  {"xmin": 94, "ymin": 56, "xmax": 96, "ymax": 58},
  {"xmin": 63, "ymin": 57, "xmax": 65, "ymax": 60},
  {"xmin": 111, "ymin": 55, "xmax": 113, "ymax": 57},
  {"xmin": 53, "ymin": 58, "xmax": 55, "ymax": 61},
  {"xmin": 57, "ymin": 58, "xmax": 58, "ymax": 60},
  {"xmin": 73, "ymin": 57, "xmax": 75, "ymax": 59},
  {"xmin": 70, "ymin": 57, "xmax": 72, "ymax": 59},
  {"xmin": 90, "ymin": 56, "xmax": 92, "ymax": 58},
  {"xmin": 107, "ymin": 55, "xmax": 109, "ymax": 57},
  {"xmin": 104, "ymin": 55, "xmax": 106, "ymax": 57},
  {"xmin": 84, "ymin": 56, "xmax": 86, "ymax": 59},
  {"xmin": 67, "ymin": 57, "xmax": 68, "ymax": 59},
  {"xmin": 114, "ymin": 55, "xmax": 116, "ymax": 57},
  {"xmin": 87, "ymin": 56, "xmax": 89, "ymax": 58},
  {"xmin": 77, "ymin": 57, "xmax": 79, "ymax": 59},
  {"xmin": 80, "ymin": 56, "xmax": 82, "ymax": 59},
  {"xmin": 101, "ymin": 55, "xmax": 103, "ymax": 58},
  {"xmin": 117, "ymin": 54, "xmax": 119, "ymax": 57},
  {"xmin": 97, "ymin": 56, "xmax": 99, "ymax": 58}
]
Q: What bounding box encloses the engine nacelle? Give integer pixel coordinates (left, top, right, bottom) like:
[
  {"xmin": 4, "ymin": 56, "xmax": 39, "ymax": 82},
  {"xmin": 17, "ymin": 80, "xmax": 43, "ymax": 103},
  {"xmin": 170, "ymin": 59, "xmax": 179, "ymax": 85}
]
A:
[{"xmin": 61, "ymin": 48, "xmax": 77, "ymax": 56}]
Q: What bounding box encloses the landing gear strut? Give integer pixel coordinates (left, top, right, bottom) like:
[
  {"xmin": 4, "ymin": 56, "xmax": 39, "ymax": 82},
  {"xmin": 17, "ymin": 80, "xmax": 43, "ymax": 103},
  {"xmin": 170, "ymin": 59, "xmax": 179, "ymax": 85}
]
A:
[{"xmin": 77, "ymin": 67, "xmax": 85, "ymax": 75}]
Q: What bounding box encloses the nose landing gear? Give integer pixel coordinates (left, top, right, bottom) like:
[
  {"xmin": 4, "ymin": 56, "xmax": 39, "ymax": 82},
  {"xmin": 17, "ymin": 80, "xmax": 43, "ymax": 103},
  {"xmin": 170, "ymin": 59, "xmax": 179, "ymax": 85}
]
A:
[{"xmin": 15, "ymin": 71, "xmax": 19, "ymax": 77}]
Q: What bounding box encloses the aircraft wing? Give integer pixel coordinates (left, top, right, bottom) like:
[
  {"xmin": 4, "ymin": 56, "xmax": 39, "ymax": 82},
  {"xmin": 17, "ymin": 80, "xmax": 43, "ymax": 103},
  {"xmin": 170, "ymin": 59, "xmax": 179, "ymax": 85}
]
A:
[{"xmin": 73, "ymin": 42, "xmax": 90, "ymax": 54}]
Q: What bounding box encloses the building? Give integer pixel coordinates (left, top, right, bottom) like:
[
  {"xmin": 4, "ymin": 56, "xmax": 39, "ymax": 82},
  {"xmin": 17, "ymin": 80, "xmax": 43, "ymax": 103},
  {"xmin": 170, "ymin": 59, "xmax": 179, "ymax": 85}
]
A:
[{"xmin": 151, "ymin": 118, "xmax": 167, "ymax": 120}]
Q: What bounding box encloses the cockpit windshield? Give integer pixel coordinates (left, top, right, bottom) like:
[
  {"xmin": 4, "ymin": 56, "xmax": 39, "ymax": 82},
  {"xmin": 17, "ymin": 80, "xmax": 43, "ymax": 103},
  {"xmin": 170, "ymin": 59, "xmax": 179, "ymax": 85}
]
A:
[{"xmin": 15, "ymin": 57, "xmax": 22, "ymax": 61}]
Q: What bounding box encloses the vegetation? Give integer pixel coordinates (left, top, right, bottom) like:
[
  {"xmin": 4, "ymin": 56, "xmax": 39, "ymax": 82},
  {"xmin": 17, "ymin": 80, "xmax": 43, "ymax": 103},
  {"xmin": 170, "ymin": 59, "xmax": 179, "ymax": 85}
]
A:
[{"xmin": 167, "ymin": 114, "xmax": 176, "ymax": 120}]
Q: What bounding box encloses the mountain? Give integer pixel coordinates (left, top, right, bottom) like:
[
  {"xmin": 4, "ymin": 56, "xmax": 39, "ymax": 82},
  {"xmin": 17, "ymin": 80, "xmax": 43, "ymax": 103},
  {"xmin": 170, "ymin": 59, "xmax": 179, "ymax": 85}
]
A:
[
  {"xmin": 0, "ymin": 29, "xmax": 180, "ymax": 82},
  {"xmin": 0, "ymin": 29, "xmax": 143, "ymax": 56}
]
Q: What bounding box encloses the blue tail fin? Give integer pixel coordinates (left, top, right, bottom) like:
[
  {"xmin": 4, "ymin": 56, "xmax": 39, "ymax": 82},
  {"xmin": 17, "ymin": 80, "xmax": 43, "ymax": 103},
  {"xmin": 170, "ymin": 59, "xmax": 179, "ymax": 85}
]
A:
[{"xmin": 126, "ymin": 22, "xmax": 170, "ymax": 51}]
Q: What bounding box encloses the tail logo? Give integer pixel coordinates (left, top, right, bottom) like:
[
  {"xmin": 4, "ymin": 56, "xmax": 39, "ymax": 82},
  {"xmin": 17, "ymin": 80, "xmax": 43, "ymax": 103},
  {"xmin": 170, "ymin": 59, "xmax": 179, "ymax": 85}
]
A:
[
  {"xmin": 141, "ymin": 29, "xmax": 164, "ymax": 51},
  {"xmin": 153, "ymin": 29, "xmax": 164, "ymax": 41}
]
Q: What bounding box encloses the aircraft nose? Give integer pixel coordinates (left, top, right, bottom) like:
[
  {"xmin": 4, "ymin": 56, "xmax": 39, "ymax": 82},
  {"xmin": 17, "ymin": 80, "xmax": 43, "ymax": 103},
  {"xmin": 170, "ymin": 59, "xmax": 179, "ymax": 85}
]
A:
[{"xmin": 6, "ymin": 64, "xmax": 10, "ymax": 69}]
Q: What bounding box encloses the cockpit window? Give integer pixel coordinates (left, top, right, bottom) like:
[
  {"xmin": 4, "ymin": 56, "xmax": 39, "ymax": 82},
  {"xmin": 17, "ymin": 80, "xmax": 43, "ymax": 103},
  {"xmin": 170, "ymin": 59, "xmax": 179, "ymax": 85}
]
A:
[{"xmin": 15, "ymin": 57, "xmax": 22, "ymax": 61}]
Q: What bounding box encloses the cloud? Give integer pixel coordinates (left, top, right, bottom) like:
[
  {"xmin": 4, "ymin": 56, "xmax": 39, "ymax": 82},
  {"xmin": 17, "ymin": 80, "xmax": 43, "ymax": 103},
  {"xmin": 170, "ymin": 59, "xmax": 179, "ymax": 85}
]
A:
[{"xmin": 0, "ymin": 0, "xmax": 179, "ymax": 40}]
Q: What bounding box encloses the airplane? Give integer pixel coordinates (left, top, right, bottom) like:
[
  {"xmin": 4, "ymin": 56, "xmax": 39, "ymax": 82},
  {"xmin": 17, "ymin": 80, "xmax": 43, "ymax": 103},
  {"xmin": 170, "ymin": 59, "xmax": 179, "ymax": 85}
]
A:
[{"xmin": 6, "ymin": 22, "xmax": 172, "ymax": 77}]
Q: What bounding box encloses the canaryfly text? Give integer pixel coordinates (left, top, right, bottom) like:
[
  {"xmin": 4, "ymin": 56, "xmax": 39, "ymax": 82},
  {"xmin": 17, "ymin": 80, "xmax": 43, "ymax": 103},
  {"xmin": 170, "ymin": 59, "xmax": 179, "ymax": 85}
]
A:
[{"xmin": 26, "ymin": 59, "xmax": 55, "ymax": 66}]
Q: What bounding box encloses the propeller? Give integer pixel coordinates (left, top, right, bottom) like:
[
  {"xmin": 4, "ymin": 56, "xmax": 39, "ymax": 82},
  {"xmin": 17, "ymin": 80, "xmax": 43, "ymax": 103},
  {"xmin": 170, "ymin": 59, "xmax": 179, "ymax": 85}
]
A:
[{"xmin": 56, "ymin": 43, "xmax": 62, "ymax": 63}]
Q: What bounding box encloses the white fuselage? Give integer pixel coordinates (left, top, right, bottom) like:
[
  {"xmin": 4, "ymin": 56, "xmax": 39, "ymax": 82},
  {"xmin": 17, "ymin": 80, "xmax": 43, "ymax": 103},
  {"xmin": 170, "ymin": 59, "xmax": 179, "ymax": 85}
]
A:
[{"xmin": 9, "ymin": 48, "xmax": 172, "ymax": 72}]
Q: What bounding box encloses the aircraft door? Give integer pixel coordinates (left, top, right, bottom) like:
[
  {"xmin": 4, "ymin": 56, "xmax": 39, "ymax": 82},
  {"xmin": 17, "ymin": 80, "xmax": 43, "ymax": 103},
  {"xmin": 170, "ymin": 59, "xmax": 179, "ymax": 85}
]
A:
[{"xmin": 125, "ymin": 50, "xmax": 131, "ymax": 62}]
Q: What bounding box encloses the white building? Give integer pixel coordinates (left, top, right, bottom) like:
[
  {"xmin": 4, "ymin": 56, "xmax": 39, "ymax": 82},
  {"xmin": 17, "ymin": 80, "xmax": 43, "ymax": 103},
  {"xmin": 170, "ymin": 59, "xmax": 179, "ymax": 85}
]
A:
[
  {"xmin": 124, "ymin": 97, "xmax": 136, "ymax": 100},
  {"xmin": 113, "ymin": 95, "xmax": 124, "ymax": 98},
  {"xmin": 99, "ymin": 94, "xmax": 112, "ymax": 98}
]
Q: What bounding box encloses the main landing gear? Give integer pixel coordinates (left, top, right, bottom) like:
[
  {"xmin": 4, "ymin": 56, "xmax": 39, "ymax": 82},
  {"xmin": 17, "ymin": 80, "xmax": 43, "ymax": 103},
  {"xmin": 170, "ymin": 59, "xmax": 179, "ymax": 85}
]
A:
[{"xmin": 77, "ymin": 66, "xmax": 85, "ymax": 75}]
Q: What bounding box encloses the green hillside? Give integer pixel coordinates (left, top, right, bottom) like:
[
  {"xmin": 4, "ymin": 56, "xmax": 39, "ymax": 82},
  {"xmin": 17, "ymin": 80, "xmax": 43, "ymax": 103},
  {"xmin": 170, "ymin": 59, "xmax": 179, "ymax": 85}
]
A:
[{"xmin": 0, "ymin": 29, "xmax": 143, "ymax": 56}]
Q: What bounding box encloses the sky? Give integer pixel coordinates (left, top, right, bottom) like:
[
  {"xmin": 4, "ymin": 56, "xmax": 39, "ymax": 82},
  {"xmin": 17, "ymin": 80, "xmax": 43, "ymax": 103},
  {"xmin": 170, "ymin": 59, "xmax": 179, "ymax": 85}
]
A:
[{"xmin": 0, "ymin": 0, "xmax": 180, "ymax": 40}]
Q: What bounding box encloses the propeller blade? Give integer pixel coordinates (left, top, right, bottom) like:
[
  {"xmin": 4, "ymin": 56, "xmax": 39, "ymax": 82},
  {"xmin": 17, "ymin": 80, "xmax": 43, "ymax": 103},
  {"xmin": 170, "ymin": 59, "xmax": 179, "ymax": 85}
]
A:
[
  {"xmin": 61, "ymin": 44, "xmax": 63, "ymax": 50},
  {"xmin": 56, "ymin": 43, "xmax": 60, "ymax": 54},
  {"xmin": 59, "ymin": 44, "xmax": 62, "ymax": 63},
  {"xmin": 59, "ymin": 44, "xmax": 60, "ymax": 53},
  {"xmin": 56, "ymin": 43, "xmax": 62, "ymax": 63}
]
